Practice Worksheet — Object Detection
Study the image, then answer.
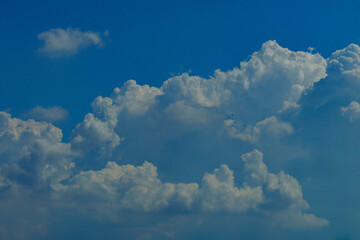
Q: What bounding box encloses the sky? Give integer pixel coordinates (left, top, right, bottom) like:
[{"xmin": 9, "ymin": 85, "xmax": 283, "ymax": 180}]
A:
[{"xmin": 1, "ymin": 0, "xmax": 360, "ymax": 239}]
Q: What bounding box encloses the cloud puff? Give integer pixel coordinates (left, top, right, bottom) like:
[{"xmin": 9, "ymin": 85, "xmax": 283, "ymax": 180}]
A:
[
  {"xmin": 303, "ymin": 43, "xmax": 360, "ymax": 111},
  {"xmin": 0, "ymin": 40, "xmax": 339, "ymax": 239},
  {"xmin": 327, "ymin": 43, "xmax": 360, "ymax": 81},
  {"xmin": 69, "ymin": 40, "xmax": 326, "ymax": 163},
  {"xmin": 0, "ymin": 112, "xmax": 74, "ymax": 191},
  {"xmin": 161, "ymin": 40, "xmax": 326, "ymax": 117},
  {"xmin": 37, "ymin": 27, "xmax": 105, "ymax": 57},
  {"xmin": 63, "ymin": 149, "xmax": 327, "ymax": 228},
  {"xmin": 0, "ymin": 111, "xmax": 328, "ymax": 237},
  {"xmin": 341, "ymin": 101, "xmax": 360, "ymax": 122},
  {"xmin": 22, "ymin": 106, "xmax": 68, "ymax": 123},
  {"xmin": 224, "ymin": 116, "xmax": 294, "ymax": 142},
  {"xmin": 71, "ymin": 113, "xmax": 122, "ymax": 158}
]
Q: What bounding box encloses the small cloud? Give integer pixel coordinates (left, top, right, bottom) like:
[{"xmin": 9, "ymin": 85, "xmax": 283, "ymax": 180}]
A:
[
  {"xmin": 37, "ymin": 27, "xmax": 107, "ymax": 58},
  {"xmin": 23, "ymin": 106, "xmax": 69, "ymax": 123},
  {"xmin": 341, "ymin": 101, "xmax": 360, "ymax": 122},
  {"xmin": 308, "ymin": 47, "xmax": 315, "ymax": 53}
]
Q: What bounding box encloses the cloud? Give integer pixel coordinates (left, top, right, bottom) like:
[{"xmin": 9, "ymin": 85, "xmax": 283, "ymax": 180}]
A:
[
  {"xmin": 0, "ymin": 111, "xmax": 328, "ymax": 239},
  {"xmin": 341, "ymin": 101, "xmax": 360, "ymax": 122},
  {"xmin": 301, "ymin": 43, "xmax": 360, "ymax": 111},
  {"xmin": 224, "ymin": 116, "xmax": 294, "ymax": 142},
  {"xmin": 0, "ymin": 112, "xmax": 74, "ymax": 191},
  {"xmin": 22, "ymin": 106, "xmax": 68, "ymax": 123},
  {"xmin": 71, "ymin": 113, "xmax": 122, "ymax": 158},
  {"xmin": 68, "ymin": 40, "xmax": 326, "ymax": 165},
  {"xmin": 62, "ymin": 149, "xmax": 327, "ymax": 228},
  {"xmin": 160, "ymin": 40, "xmax": 326, "ymax": 116},
  {"xmin": 0, "ymin": 40, "xmax": 342, "ymax": 239},
  {"xmin": 37, "ymin": 27, "xmax": 106, "ymax": 57}
]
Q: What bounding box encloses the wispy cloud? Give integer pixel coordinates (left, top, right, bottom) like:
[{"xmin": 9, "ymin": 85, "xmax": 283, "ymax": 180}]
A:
[
  {"xmin": 22, "ymin": 106, "xmax": 68, "ymax": 122},
  {"xmin": 37, "ymin": 27, "xmax": 107, "ymax": 57}
]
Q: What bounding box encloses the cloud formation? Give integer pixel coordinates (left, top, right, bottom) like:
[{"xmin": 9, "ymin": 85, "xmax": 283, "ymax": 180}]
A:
[
  {"xmin": 70, "ymin": 40, "xmax": 327, "ymax": 163},
  {"xmin": 0, "ymin": 112, "xmax": 74, "ymax": 191},
  {"xmin": 3, "ymin": 40, "xmax": 350, "ymax": 239},
  {"xmin": 341, "ymin": 101, "xmax": 360, "ymax": 122},
  {"xmin": 61, "ymin": 149, "xmax": 327, "ymax": 228},
  {"xmin": 37, "ymin": 27, "xmax": 106, "ymax": 57}
]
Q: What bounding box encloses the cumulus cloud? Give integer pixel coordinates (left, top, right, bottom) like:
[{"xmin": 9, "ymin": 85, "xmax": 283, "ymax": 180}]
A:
[
  {"xmin": 71, "ymin": 113, "xmax": 121, "ymax": 157},
  {"xmin": 0, "ymin": 40, "xmax": 340, "ymax": 239},
  {"xmin": 0, "ymin": 112, "xmax": 74, "ymax": 191},
  {"xmin": 37, "ymin": 27, "xmax": 106, "ymax": 57},
  {"xmin": 22, "ymin": 106, "xmax": 68, "ymax": 123},
  {"xmin": 341, "ymin": 101, "xmax": 360, "ymax": 122},
  {"xmin": 62, "ymin": 149, "xmax": 327, "ymax": 227},
  {"xmin": 302, "ymin": 43, "xmax": 360, "ymax": 111},
  {"xmin": 161, "ymin": 40, "xmax": 326, "ymax": 118},
  {"xmin": 327, "ymin": 43, "xmax": 360, "ymax": 80},
  {"xmin": 0, "ymin": 111, "xmax": 328, "ymax": 239},
  {"xmin": 224, "ymin": 116, "xmax": 294, "ymax": 142},
  {"xmin": 68, "ymin": 40, "xmax": 325, "ymax": 165}
]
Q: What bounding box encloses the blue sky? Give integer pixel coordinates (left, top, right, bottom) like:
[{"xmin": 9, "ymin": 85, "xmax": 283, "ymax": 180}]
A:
[
  {"xmin": 1, "ymin": 0, "xmax": 360, "ymax": 239},
  {"xmin": 2, "ymin": 0, "xmax": 360, "ymax": 137}
]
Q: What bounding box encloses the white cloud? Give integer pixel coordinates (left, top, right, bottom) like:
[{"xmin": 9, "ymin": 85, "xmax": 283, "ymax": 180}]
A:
[
  {"xmin": 160, "ymin": 40, "xmax": 326, "ymax": 119},
  {"xmin": 0, "ymin": 40, "xmax": 337, "ymax": 238},
  {"xmin": 0, "ymin": 112, "xmax": 75, "ymax": 190},
  {"xmin": 300, "ymin": 43, "xmax": 360, "ymax": 118},
  {"xmin": 310, "ymin": 43, "xmax": 360, "ymax": 107},
  {"xmin": 22, "ymin": 106, "xmax": 68, "ymax": 123},
  {"xmin": 68, "ymin": 40, "xmax": 325, "ymax": 163},
  {"xmin": 71, "ymin": 113, "xmax": 121, "ymax": 158},
  {"xmin": 111, "ymin": 80, "xmax": 163, "ymax": 116},
  {"xmin": 327, "ymin": 43, "xmax": 360, "ymax": 80},
  {"xmin": 341, "ymin": 101, "xmax": 360, "ymax": 122},
  {"xmin": 37, "ymin": 27, "xmax": 105, "ymax": 57},
  {"xmin": 224, "ymin": 116, "xmax": 294, "ymax": 142},
  {"xmin": 61, "ymin": 149, "xmax": 328, "ymax": 228}
]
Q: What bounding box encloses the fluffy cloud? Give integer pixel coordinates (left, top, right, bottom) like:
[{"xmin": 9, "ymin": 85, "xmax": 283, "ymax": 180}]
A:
[
  {"xmin": 69, "ymin": 40, "xmax": 326, "ymax": 163},
  {"xmin": 62, "ymin": 149, "xmax": 327, "ymax": 228},
  {"xmin": 71, "ymin": 113, "xmax": 121, "ymax": 157},
  {"xmin": 0, "ymin": 40, "xmax": 340, "ymax": 239},
  {"xmin": 161, "ymin": 40, "xmax": 326, "ymax": 119},
  {"xmin": 327, "ymin": 43, "xmax": 360, "ymax": 81},
  {"xmin": 341, "ymin": 101, "xmax": 360, "ymax": 122},
  {"xmin": 0, "ymin": 112, "xmax": 74, "ymax": 191},
  {"xmin": 224, "ymin": 116, "xmax": 294, "ymax": 142},
  {"xmin": 302, "ymin": 43, "xmax": 360, "ymax": 112},
  {"xmin": 37, "ymin": 27, "xmax": 106, "ymax": 57},
  {"xmin": 0, "ymin": 111, "xmax": 328, "ymax": 239},
  {"xmin": 22, "ymin": 106, "xmax": 68, "ymax": 123}
]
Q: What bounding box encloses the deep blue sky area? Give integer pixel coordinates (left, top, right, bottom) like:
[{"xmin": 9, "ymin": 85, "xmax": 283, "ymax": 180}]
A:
[
  {"xmin": 2, "ymin": 1, "xmax": 360, "ymax": 240},
  {"xmin": 1, "ymin": 0, "xmax": 360, "ymax": 136}
]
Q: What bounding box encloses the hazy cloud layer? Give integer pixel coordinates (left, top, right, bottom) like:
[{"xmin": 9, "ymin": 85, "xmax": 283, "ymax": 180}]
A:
[{"xmin": 22, "ymin": 106, "xmax": 68, "ymax": 123}]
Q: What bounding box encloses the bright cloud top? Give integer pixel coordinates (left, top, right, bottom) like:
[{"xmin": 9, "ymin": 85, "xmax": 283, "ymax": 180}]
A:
[
  {"xmin": 71, "ymin": 40, "xmax": 327, "ymax": 159},
  {"xmin": 37, "ymin": 27, "xmax": 106, "ymax": 57}
]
